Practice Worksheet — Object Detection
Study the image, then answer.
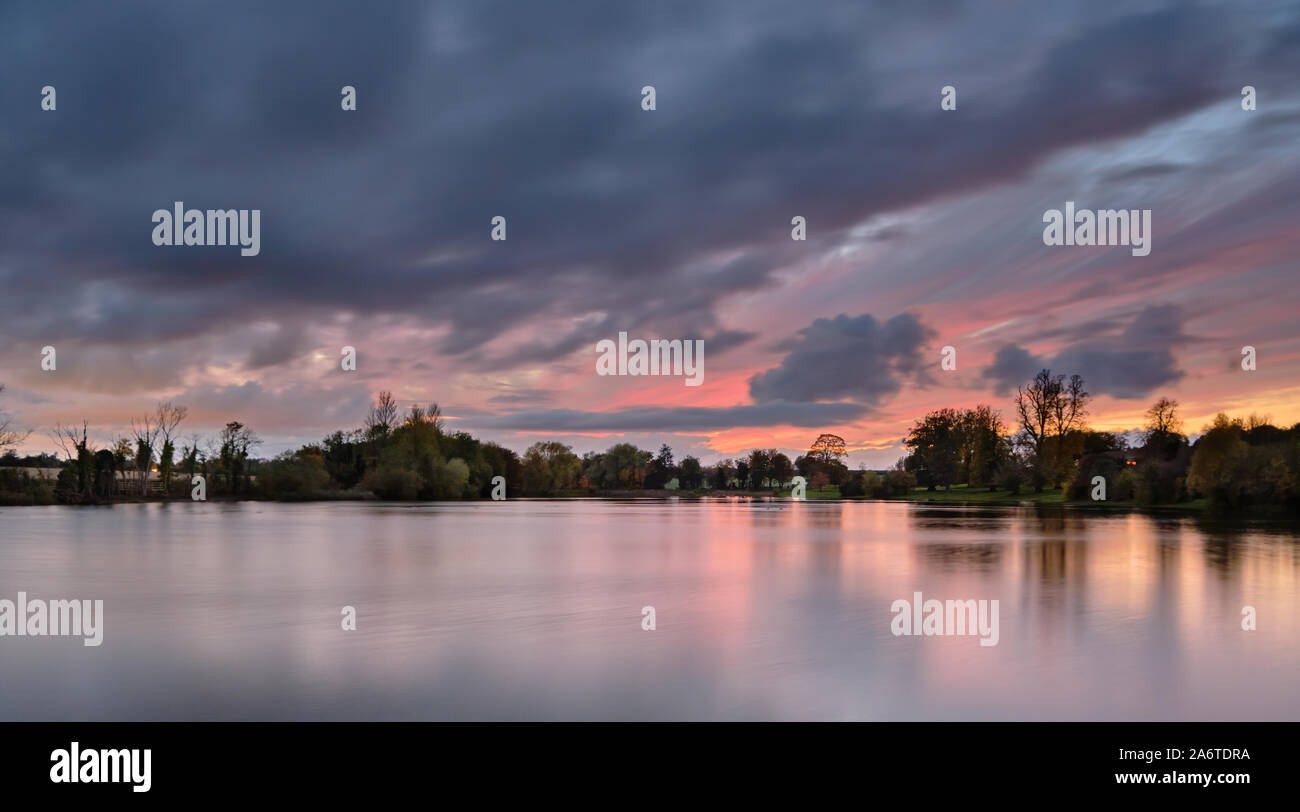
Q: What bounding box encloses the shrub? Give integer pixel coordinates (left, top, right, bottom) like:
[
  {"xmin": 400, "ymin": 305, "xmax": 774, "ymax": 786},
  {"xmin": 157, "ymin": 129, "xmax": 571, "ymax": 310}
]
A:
[
  {"xmin": 839, "ymin": 474, "xmax": 865, "ymax": 498},
  {"xmin": 257, "ymin": 451, "xmax": 331, "ymax": 500},
  {"xmin": 362, "ymin": 462, "xmax": 421, "ymax": 500},
  {"xmin": 996, "ymin": 461, "xmax": 1025, "ymax": 495},
  {"xmin": 0, "ymin": 468, "xmax": 55, "ymax": 506},
  {"xmin": 1135, "ymin": 460, "xmax": 1184, "ymax": 506},
  {"xmin": 1066, "ymin": 455, "xmax": 1120, "ymax": 500},
  {"xmin": 1113, "ymin": 468, "xmax": 1137, "ymax": 501},
  {"xmin": 431, "ymin": 457, "xmax": 471, "ymax": 499},
  {"xmin": 885, "ymin": 468, "xmax": 917, "ymax": 496},
  {"xmin": 861, "ymin": 470, "xmax": 883, "ymax": 498}
]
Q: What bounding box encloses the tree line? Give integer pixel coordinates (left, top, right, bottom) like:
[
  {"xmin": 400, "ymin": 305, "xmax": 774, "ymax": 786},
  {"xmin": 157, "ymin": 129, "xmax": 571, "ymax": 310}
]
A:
[
  {"xmin": 0, "ymin": 388, "xmax": 877, "ymax": 504},
  {"xmin": 4, "ymin": 374, "xmax": 1298, "ymax": 511},
  {"xmin": 896, "ymin": 369, "xmax": 1300, "ymax": 511}
]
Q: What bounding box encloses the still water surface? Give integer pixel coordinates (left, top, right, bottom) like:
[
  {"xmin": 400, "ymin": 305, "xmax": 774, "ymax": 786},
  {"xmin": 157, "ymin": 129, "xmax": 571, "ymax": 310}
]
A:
[{"xmin": 1, "ymin": 499, "xmax": 1297, "ymax": 720}]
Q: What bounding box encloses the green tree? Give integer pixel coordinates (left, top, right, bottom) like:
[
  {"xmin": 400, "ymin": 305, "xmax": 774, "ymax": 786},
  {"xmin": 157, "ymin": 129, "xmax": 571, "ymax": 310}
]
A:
[
  {"xmin": 601, "ymin": 443, "xmax": 651, "ymax": 488},
  {"xmin": 259, "ymin": 449, "xmax": 331, "ymax": 499},
  {"xmin": 679, "ymin": 456, "xmax": 703, "ymax": 489},
  {"xmin": 903, "ymin": 408, "xmax": 961, "ymax": 490},
  {"xmin": 522, "ymin": 441, "xmax": 581, "ymax": 495},
  {"xmin": 746, "ymin": 449, "xmax": 772, "ymax": 489},
  {"xmin": 711, "ymin": 459, "xmax": 734, "ymax": 490},
  {"xmin": 217, "ymin": 421, "xmax": 260, "ymax": 496},
  {"xmin": 770, "ymin": 452, "xmax": 794, "ymax": 487},
  {"xmin": 1187, "ymin": 413, "xmax": 1250, "ymax": 507},
  {"xmin": 646, "ymin": 444, "xmax": 677, "ymax": 489}
]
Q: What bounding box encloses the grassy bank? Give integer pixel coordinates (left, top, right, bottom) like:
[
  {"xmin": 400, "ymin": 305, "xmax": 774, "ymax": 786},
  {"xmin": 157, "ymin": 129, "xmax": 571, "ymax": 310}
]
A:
[
  {"xmin": 892, "ymin": 483, "xmax": 1212, "ymax": 511},
  {"xmin": 2, "ymin": 483, "xmax": 1237, "ymax": 515},
  {"xmin": 768, "ymin": 482, "xmax": 1216, "ymax": 511}
]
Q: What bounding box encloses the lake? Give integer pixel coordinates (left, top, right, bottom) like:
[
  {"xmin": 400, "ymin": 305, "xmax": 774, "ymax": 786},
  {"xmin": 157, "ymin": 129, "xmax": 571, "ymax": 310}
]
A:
[{"xmin": 1, "ymin": 499, "xmax": 1297, "ymax": 720}]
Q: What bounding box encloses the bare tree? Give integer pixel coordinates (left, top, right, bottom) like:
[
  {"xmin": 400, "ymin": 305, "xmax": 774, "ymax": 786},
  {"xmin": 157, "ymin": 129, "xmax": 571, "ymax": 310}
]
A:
[
  {"xmin": 1016, "ymin": 370, "xmax": 1089, "ymax": 453},
  {"xmin": 404, "ymin": 402, "xmax": 444, "ymax": 433},
  {"xmin": 154, "ymin": 401, "xmax": 188, "ymax": 494},
  {"xmin": 1015, "ymin": 370, "xmax": 1054, "ymax": 460},
  {"xmin": 1015, "ymin": 369, "xmax": 1090, "ymax": 490},
  {"xmin": 129, "ymin": 411, "xmax": 162, "ymax": 495},
  {"xmin": 50, "ymin": 421, "xmax": 92, "ymax": 461},
  {"xmin": 1245, "ymin": 412, "xmax": 1272, "ymax": 431},
  {"xmin": 155, "ymin": 402, "xmax": 188, "ymax": 445},
  {"xmin": 180, "ymin": 432, "xmax": 205, "ymax": 484},
  {"xmin": 365, "ymin": 391, "xmax": 399, "ymax": 438},
  {"xmin": 1144, "ymin": 397, "xmax": 1181, "ymax": 436},
  {"xmin": 1051, "ymin": 374, "xmax": 1090, "ymax": 437},
  {"xmin": 48, "ymin": 421, "xmax": 94, "ymax": 499},
  {"xmin": 0, "ymin": 384, "xmax": 32, "ymax": 452}
]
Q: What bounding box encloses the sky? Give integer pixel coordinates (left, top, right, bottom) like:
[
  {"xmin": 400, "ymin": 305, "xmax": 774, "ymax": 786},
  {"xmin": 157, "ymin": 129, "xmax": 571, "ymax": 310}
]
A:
[{"xmin": 1, "ymin": 0, "xmax": 1298, "ymax": 468}]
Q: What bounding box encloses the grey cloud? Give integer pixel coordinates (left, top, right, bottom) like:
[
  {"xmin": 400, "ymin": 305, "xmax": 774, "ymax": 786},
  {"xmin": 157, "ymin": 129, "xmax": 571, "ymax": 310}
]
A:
[
  {"xmin": 1, "ymin": 0, "xmax": 1287, "ymax": 380},
  {"xmin": 985, "ymin": 305, "xmax": 1190, "ymax": 399},
  {"xmin": 985, "ymin": 345, "xmax": 1043, "ymax": 397},
  {"xmin": 1103, "ymin": 163, "xmax": 1185, "ymax": 182},
  {"xmin": 468, "ymin": 401, "xmax": 870, "ymax": 433},
  {"xmin": 172, "ymin": 380, "xmax": 375, "ymax": 437},
  {"xmin": 245, "ymin": 324, "xmax": 312, "ymax": 370},
  {"xmin": 748, "ymin": 312, "xmax": 934, "ymax": 404}
]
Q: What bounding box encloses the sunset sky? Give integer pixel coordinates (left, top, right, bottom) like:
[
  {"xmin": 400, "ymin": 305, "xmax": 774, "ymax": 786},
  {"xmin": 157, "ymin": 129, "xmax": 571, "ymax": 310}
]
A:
[{"xmin": 1, "ymin": 0, "xmax": 1298, "ymax": 467}]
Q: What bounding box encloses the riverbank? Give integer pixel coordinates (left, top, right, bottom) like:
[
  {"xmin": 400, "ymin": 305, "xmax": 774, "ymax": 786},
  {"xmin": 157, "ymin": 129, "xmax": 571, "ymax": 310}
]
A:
[
  {"xmin": 783, "ymin": 483, "xmax": 1215, "ymax": 512},
  {"xmin": 1, "ymin": 485, "xmax": 1253, "ymax": 517}
]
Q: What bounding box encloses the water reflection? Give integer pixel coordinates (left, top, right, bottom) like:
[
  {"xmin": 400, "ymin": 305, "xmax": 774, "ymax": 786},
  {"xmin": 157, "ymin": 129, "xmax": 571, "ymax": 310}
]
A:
[{"xmin": 0, "ymin": 500, "xmax": 1296, "ymax": 720}]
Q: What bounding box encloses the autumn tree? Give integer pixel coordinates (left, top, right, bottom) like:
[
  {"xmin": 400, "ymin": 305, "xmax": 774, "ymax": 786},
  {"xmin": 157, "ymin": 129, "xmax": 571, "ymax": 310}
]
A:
[
  {"xmin": 805, "ymin": 433, "xmax": 850, "ymax": 485},
  {"xmin": 808, "ymin": 433, "xmax": 847, "ymax": 465},
  {"xmin": 521, "ymin": 441, "xmax": 581, "ymax": 495},
  {"xmin": 960, "ymin": 405, "xmax": 1007, "ymax": 488},
  {"xmin": 600, "ymin": 443, "xmax": 651, "ymax": 488},
  {"xmin": 903, "ymin": 408, "xmax": 962, "ymax": 490},
  {"xmin": 1186, "ymin": 413, "xmax": 1249, "ymax": 507}
]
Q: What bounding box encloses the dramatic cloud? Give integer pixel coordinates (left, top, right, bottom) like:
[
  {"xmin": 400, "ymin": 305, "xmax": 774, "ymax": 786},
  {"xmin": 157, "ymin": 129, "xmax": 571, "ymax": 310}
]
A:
[
  {"xmin": 2, "ymin": 1, "xmax": 1289, "ymax": 363},
  {"xmin": 0, "ymin": 1, "xmax": 1296, "ymax": 461},
  {"xmin": 985, "ymin": 305, "xmax": 1191, "ymax": 399},
  {"xmin": 748, "ymin": 313, "xmax": 934, "ymax": 404}
]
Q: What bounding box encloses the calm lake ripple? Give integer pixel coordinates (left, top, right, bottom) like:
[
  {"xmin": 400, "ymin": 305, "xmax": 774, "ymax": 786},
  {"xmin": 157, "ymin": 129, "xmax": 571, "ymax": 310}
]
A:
[{"xmin": 1, "ymin": 499, "xmax": 1296, "ymax": 720}]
